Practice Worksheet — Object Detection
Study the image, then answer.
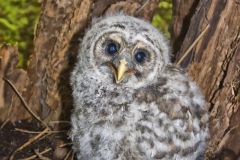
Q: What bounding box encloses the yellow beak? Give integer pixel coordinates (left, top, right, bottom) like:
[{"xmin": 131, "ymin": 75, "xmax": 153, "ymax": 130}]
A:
[{"xmin": 115, "ymin": 59, "xmax": 128, "ymax": 83}]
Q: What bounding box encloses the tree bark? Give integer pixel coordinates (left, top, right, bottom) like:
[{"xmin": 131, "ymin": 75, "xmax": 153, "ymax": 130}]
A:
[
  {"xmin": 172, "ymin": 0, "xmax": 240, "ymax": 159},
  {"xmin": 0, "ymin": 45, "xmax": 29, "ymax": 122}
]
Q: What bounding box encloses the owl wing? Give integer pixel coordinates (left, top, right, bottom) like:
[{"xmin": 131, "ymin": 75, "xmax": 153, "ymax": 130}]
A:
[{"xmin": 133, "ymin": 64, "xmax": 209, "ymax": 159}]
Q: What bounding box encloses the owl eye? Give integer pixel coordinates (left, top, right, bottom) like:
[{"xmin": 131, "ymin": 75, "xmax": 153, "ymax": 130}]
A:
[
  {"xmin": 134, "ymin": 50, "xmax": 147, "ymax": 63},
  {"xmin": 105, "ymin": 42, "xmax": 119, "ymax": 56}
]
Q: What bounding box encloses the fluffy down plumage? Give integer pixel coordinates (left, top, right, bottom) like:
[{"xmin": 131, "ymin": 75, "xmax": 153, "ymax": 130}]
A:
[{"xmin": 70, "ymin": 15, "xmax": 209, "ymax": 160}]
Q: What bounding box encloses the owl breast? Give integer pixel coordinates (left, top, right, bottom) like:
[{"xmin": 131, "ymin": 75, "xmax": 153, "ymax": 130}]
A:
[{"xmin": 71, "ymin": 67, "xmax": 208, "ymax": 160}]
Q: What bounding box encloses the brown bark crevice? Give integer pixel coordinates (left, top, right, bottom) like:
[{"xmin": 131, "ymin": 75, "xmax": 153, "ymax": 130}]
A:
[
  {"xmin": 172, "ymin": 0, "xmax": 200, "ymax": 60},
  {"xmin": 208, "ymin": 44, "xmax": 237, "ymax": 111},
  {"xmin": 173, "ymin": 0, "xmax": 240, "ymax": 159}
]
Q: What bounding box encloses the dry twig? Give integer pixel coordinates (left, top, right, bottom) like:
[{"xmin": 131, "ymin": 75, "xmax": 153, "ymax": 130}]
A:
[
  {"xmin": 3, "ymin": 77, "xmax": 48, "ymax": 128},
  {"xmin": 9, "ymin": 127, "xmax": 50, "ymax": 160},
  {"xmin": 15, "ymin": 128, "xmax": 68, "ymax": 134},
  {"xmin": 177, "ymin": 24, "xmax": 210, "ymax": 65},
  {"xmin": 0, "ymin": 97, "xmax": 13, "ymax": 129},
  {"xmin": 64, "ymin": 150, "xmax": 73, "ymax": 160},
  {"xmin": 135, "ymin": 0, "xmax": 150, "ymax": 15},
  {"xmin": 71, "ymin": 151, "xmax": 75, "ymax": 160},
  {"xmin": 49, "ymin": 121, "xmax": 71, "ymax": 124},
  {"xmin": 20, "ymin": 143, "xmax": 73, "ymax": 160},
  {"xmin": 34, "ymin": 149, "xmax": 51, "ymax": 160},
  {"xmin": 15, "ymin": 128, "xmax": 43, "ymax": 134},
  {"xmin": 0, "ymin": 119, "xmax": 9, "ymax": 129},
  {"xmin": 20, "ymin": 148, "xmax": 52, "ymax": 160}
]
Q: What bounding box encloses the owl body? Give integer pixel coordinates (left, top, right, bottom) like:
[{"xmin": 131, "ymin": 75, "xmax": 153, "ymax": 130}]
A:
[{"xmin": 71, "ymin": 15, "xmax": 208, "ymax": 160}]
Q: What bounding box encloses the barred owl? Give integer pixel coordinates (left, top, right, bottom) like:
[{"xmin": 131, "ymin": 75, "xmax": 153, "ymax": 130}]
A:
[{"xmin": 70, "ymin": 14, "xmax": 209, "ymax": 160}]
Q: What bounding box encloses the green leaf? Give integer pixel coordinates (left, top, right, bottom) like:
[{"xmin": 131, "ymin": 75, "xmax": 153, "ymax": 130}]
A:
[
  {"xmin": 0, "ymin": 0, "xmax": 40, "ymax": 68},
  {"xmin": 152, "ymin": 0, "xmax": 172, "ymax": 38}
]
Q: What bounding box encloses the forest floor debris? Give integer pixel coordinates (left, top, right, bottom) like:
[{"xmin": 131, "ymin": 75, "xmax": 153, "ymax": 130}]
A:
[{"xmin": 0, "ymin": 120, "xmax": 73, "ymax": 160}]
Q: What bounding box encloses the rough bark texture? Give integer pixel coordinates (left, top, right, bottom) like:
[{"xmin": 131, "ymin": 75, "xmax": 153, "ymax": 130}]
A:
[
  {"xmin": 172, "ymin": 0, "xmax": 199, "ymax": 59},
  {"xmin": 172, "ymin": 0, "xmax": 240, "ymax": 159},
  {"xmin": 0, "ymin": 45, "xmax": 29, "ymax": 122},
  {"xmin": 0, "ymin": 0, "xmax": 159, "ymax": 123}
]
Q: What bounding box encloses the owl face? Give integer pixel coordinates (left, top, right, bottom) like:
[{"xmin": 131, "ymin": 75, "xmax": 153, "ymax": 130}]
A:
[{"xmin": 77, "ymin": 15, "xmax": 170, "ymax": 88}]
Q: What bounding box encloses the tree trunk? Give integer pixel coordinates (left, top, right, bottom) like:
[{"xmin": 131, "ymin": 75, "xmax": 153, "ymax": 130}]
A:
[{"xmin": 172, "ymin": 0, "xmax": 240, "ymax": 159}]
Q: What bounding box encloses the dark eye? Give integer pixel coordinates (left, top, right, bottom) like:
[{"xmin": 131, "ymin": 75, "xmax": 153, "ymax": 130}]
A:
[
  {"xmin": 134, "ymin": 50, "xmax": 147, "ymax": 63},
  {"xmin": 106, "ymin": 42, "xmax": 118, "ymax": 55}
]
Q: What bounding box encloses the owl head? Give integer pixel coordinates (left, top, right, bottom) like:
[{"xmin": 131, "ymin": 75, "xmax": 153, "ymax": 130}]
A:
[{"xmin": 73, "ymin": 15, "xmax": 170, "ymax": 89}]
